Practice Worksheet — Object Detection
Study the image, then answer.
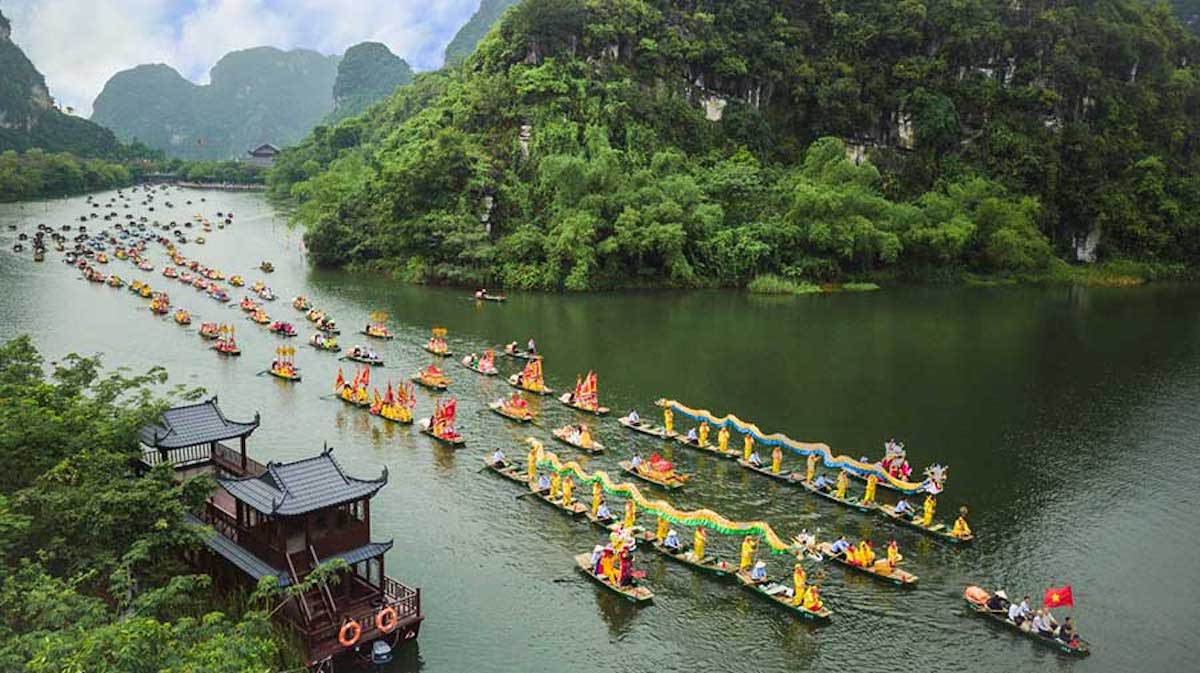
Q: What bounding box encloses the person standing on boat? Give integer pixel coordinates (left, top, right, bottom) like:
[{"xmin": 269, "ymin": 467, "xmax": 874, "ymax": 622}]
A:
[
  {"xmin": 663, "ymin": 407, "xmax": 674, "ymax": 435},
  {"xmin": 885, "ymin": 540, "xmax": 903, "ymax": 568},
  {"xmin": 791, "ymin": 563, "xmax": 807, "ymax": 605},
  {"xmin": 623, "ymin": 499, "xmax": 637, "ymax": 530},
  {"xmin": 562, "ymin": 475, "xmax": 575, "ymax": 507},
  {"xmin": 805, "ymin": 454, "xmax": 818, "ymax": 483},
  {"xmin": 699, "ymin": 422, "xmax": 709, "ymax": 446},
  {"xmin": 771, "ymin": 446, "xmax": 783, "ymax": 474},
  {"xmin": 692, "ymin": 528, "xmax": 707, "ymax": 561},
  {"xmin": 718, "ymin": 425, "xmax": 730, "ymax": 453},
  {"xmin": 835, "ymin": 471, "xmax": 849, "ymax": 499},
  {"xmin": 618, "ymin": 548, "xmax": 634, "ymax": 586},
  {"xmin": 739, "ymin": 536, "xmax": 758, "ymax": 571},
  {"xmin": 922, "ymin": 495, "xmax": 937, "ymax": 527},
  {"xmin": 549, "ymin": 472, "xmax": 562, "ymax": 500},
  {"xmin": 743, "ymin": 433, "xmax": 754, "ymax": 461},
  {"xmin": 802, "ymin": 584, "xmax": 824, "ymax": 612},
  {"xmin": 526, "ymin": 445, "xmax": 539, "ymax": 483},
  {"xmin": 589, "ymin": 545, "xmax": 604, "ymax": 572},
  {"xmin": 863, "ymin": 474, "xmax": 878, "ymax": 505}
]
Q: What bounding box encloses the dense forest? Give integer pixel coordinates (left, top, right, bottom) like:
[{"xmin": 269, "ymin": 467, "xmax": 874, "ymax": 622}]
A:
[
  {"xmin": 0, "ymin": 337, "xmax": 301, "ymax": 671},
  {"xmin": 269, "ymin": 0, "xmax": 1200, "ymax": 289},
  {"xmin": 0, "ymin": 149, "xmax": 136, "ymax": 202},
  {"xmin": 330, "ymin": 42, "xmax": 414, "ymax": 122}
]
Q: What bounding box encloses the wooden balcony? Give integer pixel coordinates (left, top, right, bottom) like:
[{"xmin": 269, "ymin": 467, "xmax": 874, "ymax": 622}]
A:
[
  {"xmin": 140, "ymin": 441, "xmax": 265, "ymax": 478},
  {"xmin": 304, "ymin": 575, "xmax": 423, "ymax": 663}
]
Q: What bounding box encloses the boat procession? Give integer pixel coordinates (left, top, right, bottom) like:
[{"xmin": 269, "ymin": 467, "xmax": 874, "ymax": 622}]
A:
[{"xmin": 0, "ymin": 184, "xmax": 1095, "ymax": 669}]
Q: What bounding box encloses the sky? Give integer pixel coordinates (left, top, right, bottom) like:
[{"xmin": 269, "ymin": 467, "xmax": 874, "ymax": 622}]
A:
[{"xmin": 3, "ymin": 0, "xmax": 482, "ymax": 116}]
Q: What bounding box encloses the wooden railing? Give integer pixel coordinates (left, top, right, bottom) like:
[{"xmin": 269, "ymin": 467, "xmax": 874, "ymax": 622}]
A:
[
  {"xmin": 304, "ymin": 576, "xmax": 421, "ymax": 657},
  {"xmin": 200, "ymin": 502, "xmax": 283, "ymax": 565},
  {"xmin": 212, "ymin": 442, "xmax": 267, "ymax": 476},
  {"xmin": 140, "ymin": 441, "xmax": 265, "ymax": 477}
]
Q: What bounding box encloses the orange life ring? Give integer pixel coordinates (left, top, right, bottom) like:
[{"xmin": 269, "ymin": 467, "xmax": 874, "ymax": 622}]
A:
[
  {"xmin": 376, "ymin": 606, "xmax": 398, "ymax": 633},
  {"xmin": 338, "ymin": 619, "xmax": 361, "ymax": 646}
]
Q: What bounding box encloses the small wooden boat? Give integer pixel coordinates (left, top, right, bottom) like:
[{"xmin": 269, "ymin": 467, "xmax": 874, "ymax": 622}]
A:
[
  {"xmin": 529, "ymin": 484, "xmax": 588, "ymax": 516},
  {"xmin": 558, "ymin": 394, "xmax": 610, "ymax": 415},
  {"xmin": 507, "ymin": 375, "xmax": 554, "ymax": 396},
  {"xmin": 268, "ymin": 368, "xmax": 302, "ymax": 382},
  {"xmin": 308, "ymin": 335, "xmax": 340, "ymax": 352},
  {"xmin": 489, "ymin": 400, "xmax": 534, "ymax": 423},
  {"xmin": 619, "ymin": 460, "xmax": 687, "ymax": 490},
  {"xmin": 617, "ymin": 416, "xmax": 676, "ymax": 439},
  {"xmin": 460, "ymin": 360, "xmax": 498, "ymax": 376},
  {"xmin": 816, "ymin": 542, "xmax": 917, "ymax": 587},
  {"xmin": 483, "ymin": 458, "xmax": 528, "ymax": 485},
  {"xmin": 574, "ymin": 553, "xmax": 653, "ymax": 603},
  {"xmin": 336, "ymin": 388, "xmax": 371, "ymax": 408},
  {"xmin": 800, "ymin": 480, "xmax": 879, "ymax": 514},
  {"xmin": 418, "ymin": 418, "xmax": 465, "ymax": 446},
  {"xmin": 502, "ymin": 346, "xmax": 538, "ymax": 360},
  {"xmin": 361, "ymin": 327, "xmax": 394, "ymax": 340},
  {"xmin": 734, "ymin": 570, "xmax": 831, "ymax": 621},
  {"xmin": 737, "ymin": 459, "xmax": 800, "ymax": 484},
  {"xmin": 552, "ymin": 425, "xmax": 605, "ymax": 453},
  {"xmin": 212, "ymin": 344, "xmax": 241, "ymax": 357},
  {"xmin": 963, "ymin": 587, "xmax": 1089, "ymax": 656},
  {"xmin": 343, "ymin": 350, "xmax": 384, "ymax": 366},
  {"xmin": 423, "ymin": 343, "xmax": 453, "ymax": 357},
  {"xmin": 412, "ymin": 373, "xmax": 450, "ymax": 391},
  {"xmin": 879, "ymin": 504, "xmax": 974, "ymax": 544},
  {"xmin": 650, "ymin": 539, "xmax": 732, "ymax": 577},
  {"xmin": 681, "ymin": 435, "xmax": 738, "ymax": 458},
  {"xmin": 260, "ymin": 261, "xmax": 274, "ymax": 273}
]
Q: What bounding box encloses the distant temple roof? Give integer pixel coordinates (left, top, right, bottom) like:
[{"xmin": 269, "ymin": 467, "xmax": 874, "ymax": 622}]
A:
[
  {"xmin": 141, "ymin": 396, "xmax": 260, "ymax": 449},
  {"xmin": 217, "ymin": 447, "xmax": 387, "ymax": 516},
  {"xmin": 248, "ymin": 143, "xmax": 280, "ymax": 157}
]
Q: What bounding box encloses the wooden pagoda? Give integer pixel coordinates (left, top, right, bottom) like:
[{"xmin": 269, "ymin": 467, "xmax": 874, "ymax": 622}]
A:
[{"xmin": 142, "ymin": 398, "xmax": 423, "ymax": 667}]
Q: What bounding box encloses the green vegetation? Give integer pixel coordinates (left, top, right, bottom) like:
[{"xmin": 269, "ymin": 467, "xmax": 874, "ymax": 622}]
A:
[
  {"xmin": 330, "ymin": 42, "xmax": 413, "ymax": 121},
  {"xmin": 92, "ymin": 48, "xmax": 341, "ymax": 161},
  {"xmin": 168, "ymin": 159, "xmax": 267, "ymax": 185},
  {"xmin": 270, "ymin": 0, "xmax": 1200, "ymax": 291},
  {"xmin": 0, "ymin": 336, "xmax": 301, "ymax": 671},
  {"xmin": 747, "ymin": 275, "xmax": 821, "ymax": 295},
  {"xmin": 0, "ymin": 149, "xmax": 135, "ymax": 202},
  {"xmin": 444, "ymin": 0, "xmax": 523, "ymax": 65}
]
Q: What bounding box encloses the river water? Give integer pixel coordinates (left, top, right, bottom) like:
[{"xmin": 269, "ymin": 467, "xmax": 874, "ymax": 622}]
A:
[{"xmin": 1, "ymin": 188, "xmax": 1197, "ymax": 673}]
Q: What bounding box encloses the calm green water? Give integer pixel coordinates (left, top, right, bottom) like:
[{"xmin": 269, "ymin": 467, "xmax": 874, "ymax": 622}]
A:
[{"xmin": 2, "ymin": 188, "xmax": 1198, "ymax": 673}]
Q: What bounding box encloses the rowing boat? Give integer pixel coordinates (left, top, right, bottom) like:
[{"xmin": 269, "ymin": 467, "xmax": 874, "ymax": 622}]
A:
[
  {"xmin": 574, "ymin": 553, "xmax": 653, "ymax": 603},
  {"xmin": 799, "ymin": 480, "xmax": 879, "ymax": 514},
  {"xmin": 879, "ymin": 504, "xmax": 974, "ymax": 544},
  {"xmin": 558, "ymin": 394, "xmax": 609, "ymax": 415},
  {"xmin": 423, "ymin": 344, "xmax": 453, "ymax": 357},
  {"xmin": 734, "ymin": 570, "xmax": 831, "ymax": 622},
  {"xmin": 963, "ymin": 587, "xmax": 1089, "ymax": 656},
  {"xmin": 528, "ymin": 484, "xmax": 588, "ymax": 516},
  {"xmin": 268, "ymin": 368, "xmax": 302, "ymax": 382},
  {"xmin": 489, "ymin": 401, "xmax": 534, "ymax": 423},
  {"xmin": 816, "ymin": 542, "xmax": 917, "ymax": 587},
  {"xmin": 360, "ymin": 329, "xmax": 394, "ymax": 340},
  {"xmin": 617, "ymin": 416, "xmax": 676, "ymax": 439},
  {"xmin": 344, "ymin": 352, "xmax": 384, "ymax": 366},
  {"xmin": 551, "ymin": 426, "xmax": 605, "ymax": 453},
  {"xmin": 482, "ymin": 294, "xmax": 506, "ymax": 302},
  {"xmin": 336, "ymin": 390, "xmax": 370, "ymax": 408},
  {"xmin": 503, "ymin": 347, "xmax": 538, "ymax": 360},
  {"xmin": 618, "ymin": 460, "xmax": 687, "ymax": 490},
  {"xmin": 737, "ymin": 459, "xmax": 801, "ymax": 483},
  {"xmin": 507, "ymin": 375, "xmax": 554, "ymax": 396},
  {"xmin": 417, "ymin": 418, "xmax": 466, "ymax": 446},
  {"xmin": 650, "ymin": 540, "xmax": 732, "ymax": 577},
  {"xmin": 847, "ymin": 469, "xmax": 907, "ymax": 493},
  {"xmin": 460, "ymin": 360, "xmax": 498, "ymax": 376},
  {"xmin": 482, "ymin": 458, "xmax": 528, "ymax": 485},
  {"xmin": 412, "ymin": 374, "xmax": 449, "ymax": 391}
]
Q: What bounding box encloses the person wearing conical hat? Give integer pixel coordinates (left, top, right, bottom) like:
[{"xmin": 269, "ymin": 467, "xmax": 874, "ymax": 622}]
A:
[{"xmin": 749, "ymin": 560, "xmax": 768, "ymax": 583}]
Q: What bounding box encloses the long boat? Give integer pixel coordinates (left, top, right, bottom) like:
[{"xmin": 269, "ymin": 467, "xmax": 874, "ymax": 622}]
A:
[
  {"xmin": 336, "ymin": 391, "xmax": 370, "ymax": 408},
  {"xmin": 963, "ymin": 587, "xmax": 1089, "ymax": 656},
  {"xmin": 417, "ymin": 418, "xmax": 466, "ymax": 447},
  {"xmin": 551, "ymin": 426, "xmax": 605, "ymax": 453},
  {"xmin": 359, "ymin": 328, "xmax": 394, "ymax": 340},
  {"xmin": 411, "ymin": 374, "xmax": 450, "ymax": 391},
  {"xmin": 816, "ymin": 542, "xmax": 917, "ymax": 587},
  {"xmin": 489, "ymin": 401, "xmax": 534, "ymax": 423},
  {"xmin": 617, "ymin": 416, "xmax": 675, "ymax": 439},
  {"xmin": 677, "ymin": 434, "xmax": 737, "ymax": 458},
  {"xmin": 461, "ymin": 361, "xmax": 498, "ymax": 376},
  {"xmin": 733, "ymin": 570, "xmax": 831, "ymax": 622},
  {"xmin": 799, "ymin": 479, "xmax": 879, "ymax": 514},
  {"xmin": 423, "ymin": 344, "xmax": 453, "ymax": 357},
  {"xmin": 879, "ymin": 504, "xmax": 974, "ymax": 544},
  {"xmin": 618, "ymin": 460, "xmax": 686, "ymax": 490},
  {"xmin": 574, "ymin": 553, "xmax": 653, "ymax": 603},
  {"xmin": 558, "ymin": 395, "xmax": 610, "ymax": 416},
  {"xmin": 507, "ymin": 375, "xmax": 554, "ymax": 396},
  {"xmin": 342, "ymin": 352, "xmax": 384, "ymax": 366},
  {"xmin": 482, "ymin": 458, "xmax": 528, "ymax": 485},
  {"xmin": 649, "ymin": 540, "xmax": 732, "ymax": 577},
  {"xmin": 503, "ymin": 347, "xmax": 538, "ymax": 360},
  {"xmin": 737, "ymin": 459, "xmax": 800, "ymax": 483},
  {"xmin": 528, "ymin": 484, "xmax": 588, "ymax": 516}
]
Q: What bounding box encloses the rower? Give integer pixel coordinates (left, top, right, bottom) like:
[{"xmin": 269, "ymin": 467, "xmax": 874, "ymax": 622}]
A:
[
  {"xmin": 663, "ymin": 529, "xmax": 682, "ymax": 552},
  {"xmin": 812, "ymin": 474, "xmax": 833, "ymax": 492},
  {"xmin": 1031, "ymin": 609, "xmax": 1056, "ymax": 637},
  {"xmin": 828, "ymin": 535, "xmax": 851, "ymax": 555},
  {"xmin": 536, "ymin": 473, "xmax": 551, "ymax": 493},
  {"xmin": 748, "ymin": 450, "xmax": 763, "ymax": 467},
  {"xmin": 596, "ymin": 500, "xmax": 613, "ymax": 522},
  {"xmin": 749, "ymin": 560, "xmax": 768, "ymax": 583},
  {"xmin": 589, "ymin": 545, "xmax": 604, "ymax": 570},
  {"xmin": 1058, "ymin": 617, "xmax": 1079, "ymax": 644},
  {"xmin": 627, "ymin": 409, "xmax": 641, "ymax": 424},
  {"xmin": 985, "ymin": 590, "xmax": 1009, "ymax": 612},
  {"xmin": 951, "ymin": 507, "xmax": 972, "ymax": 538},
  {"xmin": 491, "ymin": 448, "xmax": 506, "ymax": 467},
  {"xmin": 686, "ymin": 427, "xmax": 698, "ymax": 444},
  {"xmin": 630, "ymin": 454, "xmax": 643, "ymax": 470},
  {"xmin": 894, "ymin": 498, "xmax": 915, "ymax": 517},
  {"xmin": 527, "ymin": 337, "xmax": 536, "ymax": 354}
]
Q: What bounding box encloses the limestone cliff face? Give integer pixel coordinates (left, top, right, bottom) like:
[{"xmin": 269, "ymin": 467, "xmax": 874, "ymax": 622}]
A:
[
  {"xmin": 0, "ymin": 10, "xmax": 52, "ymax": 131},
  {"xmin": 330, "ymin": 42, "xmax": 413, "ymax": 121}
]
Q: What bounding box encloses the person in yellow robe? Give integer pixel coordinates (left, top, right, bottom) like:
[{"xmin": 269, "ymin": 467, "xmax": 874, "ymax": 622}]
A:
[
  {"xmin": 743, "ymin": 434, "xmax": 754, "ymax": 461},
  {"xmin": 922, "ymin": 495, "xmax": 937, "ymax": 527},
  {"xmin": 857, "ymin": 540, "xmax": 874, "ymax": 567},
  {"xmin": 664, "ymin": 407, "xmax": 674, "ymax": 434},
  {"xmin": 698, "ymin": 422, "xmax": 709, "ymax": 447},
  {"xmin": 952, "ymin": 506, "xmax": 972, "ymax": 538},
  {"xmin": 771, "ymin": 446, "xmax": 783, "ymax": 474},
  {"xmin": 692, "ymin": 528, "xmax": 707, "ymax": 561},
  {"xmin": 561, "ymin": 475, "xmax": 574, "ymax": 507},
  {"xmin": 656, "ymin": 516, "xmax": 669, "ymax": 542},
  {"xmin": 792, "ymin": 563, "xmax": 807, "ymax": 605},
  {"xmin": 718, "ymin": 426, "xmax": 730, "ymax": 453},
  {"xmin": 806, "ymin": 454, "xmax": 817, "ymax": 484},
  {"xmin": 526, "ymin": 446, "xmax": 539, "ymax": 483},
  {"xmin": 863, "ymin": 474, "xmax": 878, "ymax": 505},
  {"xmin": 835, "ymin": 471, "xmax": 849, "ymax": 499},
  {"xmin": 886, "ymin": 540, "xmax": 903, "ymax": 568},
  {"xmin": 549, "ymin": 472, "xmax": 561, "ymax": 499},
  {"xmin": 623, "ymin": 499, "xmax": 637, "ymax": 529},
  {"xmin": 591, "ymin": 481, "xmax": 602, "ymax": 516},
  {"xmin": 601, "ymin": 550, "xmax": 617, "ymax": 585},
  {"xmin": 739, "ymin": 535, "xmax": 758, "ymax": 571},
  {"xmin": 802, "ymin": 584, "xmax": 824, "ymax": 612}
]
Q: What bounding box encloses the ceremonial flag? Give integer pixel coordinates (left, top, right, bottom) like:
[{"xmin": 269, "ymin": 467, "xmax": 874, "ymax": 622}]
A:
[{"xmin": 1044, "ymin": 586, "xmax": 1074, "ymax": 608}]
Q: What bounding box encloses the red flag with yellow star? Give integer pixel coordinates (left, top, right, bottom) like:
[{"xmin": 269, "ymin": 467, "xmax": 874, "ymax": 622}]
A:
[{"xmin": 1044, "ymin": 586, "xmax": 1074, "ymax": 608}]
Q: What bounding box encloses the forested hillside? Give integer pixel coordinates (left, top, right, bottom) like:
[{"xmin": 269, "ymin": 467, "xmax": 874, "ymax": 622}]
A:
[
  {"xmin": 92, "ymin": 47, "xmax": 340, "ymax": 161},
  {"xmin": 330, "ymin": 42, "xmax": 413, "ymax": 121},
  {"xmin": 271, "ymin": 0, "xmax": 1200, "ymax": 289},
  {"xmin": 444, "ymin": 0, "xmax": 523, "ymax": 65}
]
